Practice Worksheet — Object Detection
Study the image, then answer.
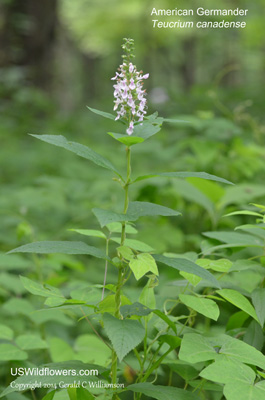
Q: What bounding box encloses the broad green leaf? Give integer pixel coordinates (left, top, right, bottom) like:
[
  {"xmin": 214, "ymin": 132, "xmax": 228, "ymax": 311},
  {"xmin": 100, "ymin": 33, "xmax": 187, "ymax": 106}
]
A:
[
  {"xmin": 226, "ymin": 311, "xmax": 249, "ymax": 331},
  {"xmin": 134, "ymin": 171, "xmax": 233, "ymax": 185},
  {"xmin": 163, "ymin": 360, "xmax": 199, "ymax": 381},
  {"xmin": 180, "ymin": 333, "xmax": 265, "ymax": 369},
  {"xmin": 217, "ymin": 289, "xmax": 259, "ymax": 323},
  {"xmin": 117, "ymin": 246, "xmax": 134, "ymax": 260},
  {"xmin": 0, "ymin": 361, "xmax": 104, "ymax": 398},
  {"xmin": 20, "ymin": 276, "xmax": 64, "ymax": 299},
  {"xmin": 98, "ymin": 294, "xmax": 131, "ymax": 314},
  {"xmin": 203, "ymin": 231, "xmax": 264, "ymax": 247},
  {"xmin": 86, "ymin": 106, "xmax": 115, "ymax": 120},
  {"xmin": 74, "ymin": 334, "xmax": 112, "ymax": 365},
  {"xmin": 158, "ymin": 335, "xmax": 181, "ymax": 349},
  {"xmin": 70, "ymin": 287, "xmax": 101, "ymax": 305},
  {"xmin": 127, "ymin": 382, "xmax": 198, "ymax": 400},
  {"xmin": 9, "ymin": 241, "xmax": 109, "ymax": 261},
  {"xmin": 197, "ymin": 258, "xmax": 232, "ymax": 273},
  {"xmin": 42, "ymin": 391, "xmax": 56, "ymax": 400},
  {"xmin": 44, "ymin": 297, "xmax": 66, "ymax": 307},
  {"xmin": 129, "ymin": 253, "xmax": 158, "ymax": 280},
  {"xmin": 106, "ymin": 222, "xmax": 137, "ymax": 234},
  {"xmin": 107, "ymin": 132, "xmax": 144, "ymax": 146},
  {"xmin": 179, "ymin": 294, "xmax": 220, "ymax": 321},
  {"xmin": 220, "ymin": 184, "xmax": 265, "ymax": 207},
  {"xmin": 154, "ymin": 254, "xmax": 221, "ymax": 289},
  {"xmin": 30, "ymin": 134, "xmax": 119, "ymax": 173},
  {"xmin": 92, "ymin": 208, "xmax": 127, "ymax": 227},
  {"xmin": 15, "ymin": 335, "xmax": 48, "ymax": 350},
  {"xmin": 93, "ymin": 202, "xmax": 180, "ymax": 227},
  {"xmin": 0, "ymin": 324, "xmax": 14, "ymax": 340},
  {"xmin": 76, "ymin": 387, "xmax": 95, "ymax": 399},
  {"xmin": 111, "ymin": 237, "xmax": 154, "ymax": 252},
  {"xmin": 252, "ymin": 288, "xmax": 265, "ymax": 327},
  {"xmin": 49, "ymin": 337, "xmax": 75, "ymax": 362},
  {"xmin": 103, "ymin": 313, "xmax": 145, "ymax": 361},
  {"xmin": 152, "ymin": 310, "xmax": 177, "ymax": 334},
  {"xmin": 200, "ymin": 358, "xmax": 255, "ymax": 384},
  {"xmin": 0, "ymin": 344, "xmax": 27, "ymax": 361},
  {"xmin": 179, "ymin": 272, "xmax": 201, "ymax": 286},
  {"xmin": 69, "ymin": 229, "xmax": 106, "ymax": 239},
  {"xmin": 133, "ymin": 120, "xmax": 161, "ymax": 139},
  {"xmin": 244, "ymin": 320, "xmax": 264, "ymax": 351},
  {"xmin": 224, "ymin": 380, "xmax": 265, "ymax": 400},
  {"xmin": 139, "ymin": 278, "xmax": 156, "ymax": 309},
  {"xmin": 120, "ymin": 302, "xmax": 152, "ymax": 318},
  {"xmin": 127, "ymin": 201, "xmax": 181, "ymax": 219}
]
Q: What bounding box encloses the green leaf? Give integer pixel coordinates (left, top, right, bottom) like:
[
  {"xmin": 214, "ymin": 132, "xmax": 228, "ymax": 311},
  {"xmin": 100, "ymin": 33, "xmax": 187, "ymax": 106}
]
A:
[
  {"xmin": 15, "ymin": 335, "xmax": 48, "ymax": 350},
  {"xmin": 49, "ymin": 337, "xmax": 75, "ymax": 362},
  {"xmin": 112, "ymin": 237, "xmax": 154, "ymax": 252},
  {"xmin": 86, "ymin": 106, "xmax": 115, "ymax": 120},
  {"xmin": 252, "ymin": 288, "xmax": 265, "ymax": 327},
  {"xmin": 224, "ymin": 210, "xmax": 263, "ymax": 218},
  {"xmin": 197, "ymin": 258, "xmax": 232, "ymax": 273},
  {"xmin": 9, "ymin": 241, "xmax": 109, "ymax": 261},
  {"xmin": 42, "ymin": 391, "xmax": 56, "ymax": 400},
  {"xmin": 129, "ymin": 253, "xmax": 158, "ymax": 280},
  {"xmin": 76, "ymin": 387, "xmax": 95, "ymax": 399},
  {"xmin": 20, "ymin": 276, "xmax": 64, "ymax": 299},
  {"xmin": 127, "ymin": 201, "xmax": 181, "ymax": 219},
  {"xmin": 179, "ymin": 333, "xmax": 265, "ymax": 369},
  {"xmin": 158, "ymin": 335, "xmax": 181, "ymax": 349},
  {"xmin": 107, "ymin": 132, "xmax": 144, "ymax": 146},
  {"xmin": 200, "ymin": 358, "xmax": 255, "ymax": 384},
  {"xmin": 127, "ymin": 382, "xmax": 198, "ymax": 400},
  {"xmin": 134, "ymin": 171, "xmax": 233, "ymax": 185},
  {"xmin": 120, "ymin": 302, "xmax": 152, "ymax": 318},
  {"xmin": 203, "ymin": 231, "xmax": 264, "ymax": 248},
  {"xmin": 74, "ymin": 334, "xmax": 112, "ymax": 365},
  {"xmin": 69, "ymin": 229, "xmax": 106, "ymax": 239},
  {"xmin": 30, "ymin": 134, "xmax": 119, "ymax": 174},
  {"xmin": 0, "ymin": 324, "xmax": 14, "ymax": 340},
  {"xmin": 93, "ymin": 202, "xmax": 180, "ymax": 227},
  {"xmin": 154, "ymin": 254, "xmax": 221, "ymax": 289},
  {"xmin": 217, "ymin": 289, "xmax": 259, "ymax": 323},
  {"xmin": 98, "ymin": 294, "xmax": 131, "ymax": 314},
  {"xmin": 244, "ymin": 320, "xmax": 264, "ymax": 351},
  {"xmin": 152, "ymin": 310, "xmax": 177, "ymax": 334},
  {"xmin": 0, "ymin": 344, "xmax": 28, "ymax": 361},
  {"xmin": 117, "ymin": 246, "xmax": 134, "ymax": 260},
  {"xmin": 106, "ymin": 222, "xmax": 137, "ymax": 234},
  {"xmin": 163, "ymin": 360, "xmax": 198, "ymax": 381},
  {"xmin": 224, "ymin": 380, "xmax": 265, "ymax": 400},
  {"xmin": 179, "ymin": 294, "xmax": 220, "ymax": 321},
  {"xmin": 103, "ymin": 313, "xmax": 145, "ymax": 361}
]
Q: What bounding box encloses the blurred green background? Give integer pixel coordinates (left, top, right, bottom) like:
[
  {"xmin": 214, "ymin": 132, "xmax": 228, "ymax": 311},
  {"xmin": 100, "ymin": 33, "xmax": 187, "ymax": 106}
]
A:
[{"xmin": 1, "ymin": 0, "xmax": 265, "ymax": 396}]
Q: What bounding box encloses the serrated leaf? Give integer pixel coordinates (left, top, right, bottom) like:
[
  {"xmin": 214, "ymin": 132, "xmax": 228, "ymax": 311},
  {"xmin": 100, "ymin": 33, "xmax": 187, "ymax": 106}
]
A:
[
  {"xmin": 30, "ymin": 134, "xmax": 119, "ymax": 174},
  {"xmin": 103, "ymin": 313, "xmax": 145, "ymax": 361},
  {"xmin": 134, "ymin": 171, "xmax": 233, "ymax": 185},
  {"xmin": 120, "ymin": 302, "xmax": 152, "ymax": 318},
  {"xmin": 127, "ymin": 382, "xmax": 197, "ymax": 400},
  {"xmin": 86, "ymin": 106, "xmax": 115, "ymax": 120},
  {"xmin": 179, "ymin": 294, "xmax": 220, "ymax": 321},
  {"xmin": 217, "ymin": 289, "xmax": 259, "ymax": 323},
  {"xmin": 9, "ymin": 241, "xmax": 109, "ymax": 261},
  {"xmin": 69, "ymin": 229, "xmax": 106, "ymax": 239},
  {"xmin": 15, "ymin": 335, "xmax": 48, "ymax": 350},
  {"xmin": 129, "ymin": 253, "xmax": 158, "ymax": 280},
  {"xmin": 0, "ymin": 344, "xmax": 28, "ymax": 361},
  {"xmin": 154, "ymin": 254, "xmax": 221, "ymax": 289}
]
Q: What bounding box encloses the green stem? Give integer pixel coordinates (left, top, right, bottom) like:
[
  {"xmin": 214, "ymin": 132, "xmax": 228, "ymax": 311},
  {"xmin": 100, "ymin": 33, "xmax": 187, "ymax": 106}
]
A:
[
  {"xmin": 111, "ymin": 146, "xmax": 132, "ymax": 398},
  {"xmin": 101, "ymin": 238, "xmax": 109, "ymax": 301}
]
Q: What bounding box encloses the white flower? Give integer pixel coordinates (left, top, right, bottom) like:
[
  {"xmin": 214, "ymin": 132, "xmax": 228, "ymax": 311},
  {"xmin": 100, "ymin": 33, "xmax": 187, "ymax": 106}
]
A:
[{"xmin": 112, "ymin": 62, "xmax": 149, "ymax": 134}]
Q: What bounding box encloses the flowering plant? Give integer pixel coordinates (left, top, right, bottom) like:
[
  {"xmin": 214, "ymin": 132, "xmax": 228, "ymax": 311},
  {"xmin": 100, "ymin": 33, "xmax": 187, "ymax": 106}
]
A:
[{"xmin": 5, "ymin": 38, "xmax": 253, "ymax": 400}]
